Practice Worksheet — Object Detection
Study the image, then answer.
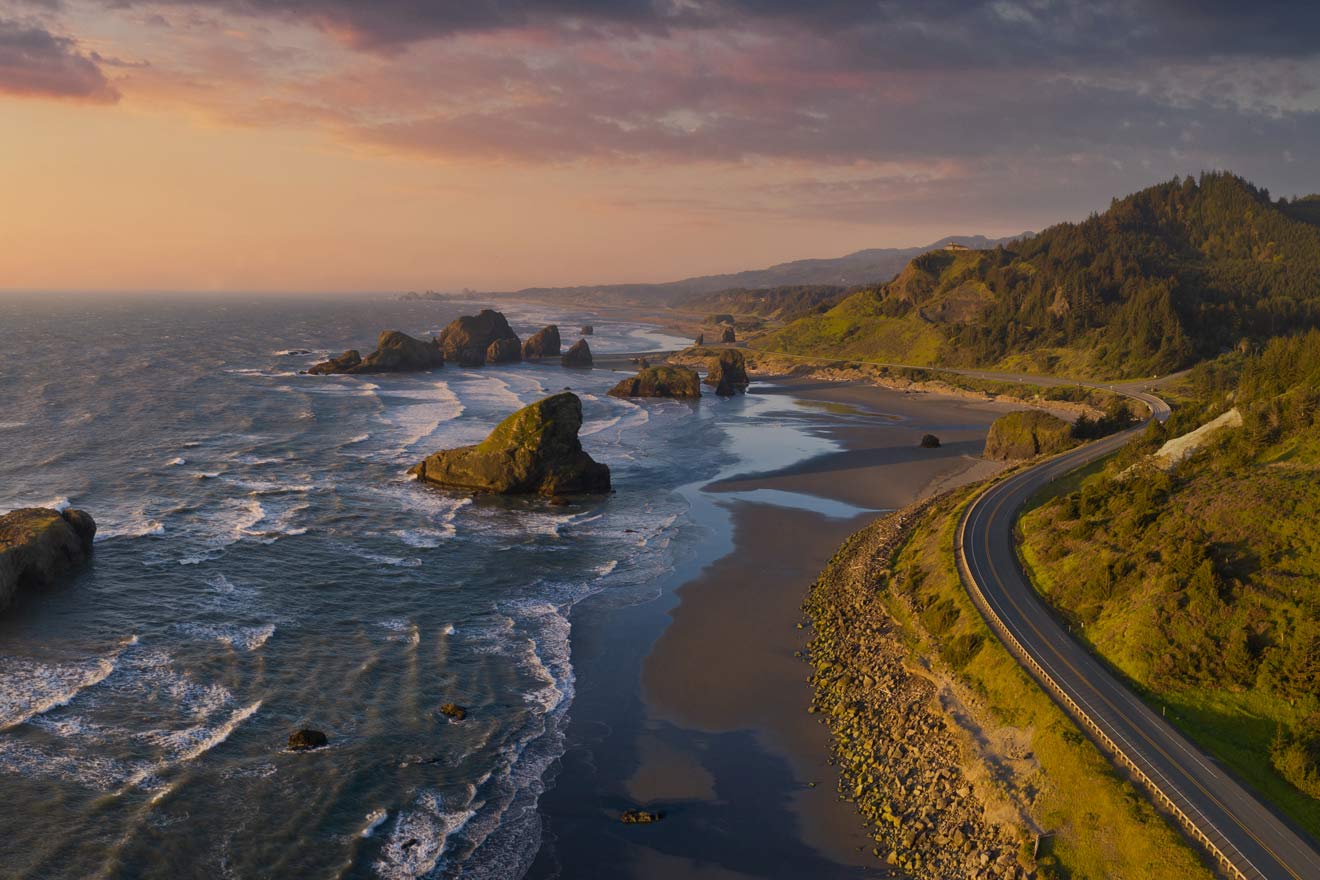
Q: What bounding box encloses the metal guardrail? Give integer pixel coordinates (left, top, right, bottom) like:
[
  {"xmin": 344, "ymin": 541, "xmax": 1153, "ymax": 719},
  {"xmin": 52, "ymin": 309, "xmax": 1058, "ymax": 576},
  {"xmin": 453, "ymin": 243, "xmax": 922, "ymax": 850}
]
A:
[{"xmin": 955, "ymin": 482, "xmax": 1250, "ymax": 880}]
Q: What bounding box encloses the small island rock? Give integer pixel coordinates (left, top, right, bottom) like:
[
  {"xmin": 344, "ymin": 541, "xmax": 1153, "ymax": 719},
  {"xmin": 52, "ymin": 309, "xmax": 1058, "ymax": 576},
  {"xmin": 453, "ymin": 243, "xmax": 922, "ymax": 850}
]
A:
[
  {"xmin": 288, "ymin": 729, "xmax": 328, "ymax": 751},
  {"xmin": 439, "ymin": 703, "xmax": 467, "ymax": 721},
  {"xmin": 919, "ymin": 434, "xmax": 941, "ymax": 448},
  {"xmin": 309, "ymin": 331, "xmax": 443, "ymax": 375},
  {"xmin": 522, "ymin": 325, "xmax": 561, "ymax": 360},
  {"xmin": 0, "ymin": 507, "xmax": 97, "ymax": 613},
  {"xmin": 562, "ymin": 339, "xmax": 593, "ymax": 368},
  {"xmin": 704, "ymin": 349, "xmax": 749, "ymax": 396},
  {"xmin": 409, "ymin": 392, "xmax": 610, "ymax": 495},
  {"xmin": 608, "ymin": 366, "xmax": 701, "ymax": 400},
  {"xmin": 487, "ymin": 337, "xmax": 522, "ymax": 364},
  {"xmin": 440, "ymin": 310, "xmax": 520, "ymax": 367},
  {"xmin": 580, "ymin": 325, "xmax": 594, "ymax": 336}
]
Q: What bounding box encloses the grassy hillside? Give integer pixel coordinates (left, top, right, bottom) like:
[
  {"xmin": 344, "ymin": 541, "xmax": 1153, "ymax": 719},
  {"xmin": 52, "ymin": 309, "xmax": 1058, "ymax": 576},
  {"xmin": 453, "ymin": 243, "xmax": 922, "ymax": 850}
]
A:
[
  {"xmin": 675, "ymin": 284, "xmax": 848, "ymax": 322},
  {"xmin": 761, "ymin": 173, "xmax": 1320, "ymax": 378},
  {"xmin": 1019, "ymin": 330, "xmax": 1320, "ymax": 835}
]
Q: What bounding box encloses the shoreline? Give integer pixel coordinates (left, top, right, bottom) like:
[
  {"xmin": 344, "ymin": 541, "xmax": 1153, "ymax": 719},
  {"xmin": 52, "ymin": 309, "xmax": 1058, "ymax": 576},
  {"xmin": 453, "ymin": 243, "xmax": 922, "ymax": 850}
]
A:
[{"xmin": 526, "ymin": 375, "xmax": 1013, "ymax": 878}]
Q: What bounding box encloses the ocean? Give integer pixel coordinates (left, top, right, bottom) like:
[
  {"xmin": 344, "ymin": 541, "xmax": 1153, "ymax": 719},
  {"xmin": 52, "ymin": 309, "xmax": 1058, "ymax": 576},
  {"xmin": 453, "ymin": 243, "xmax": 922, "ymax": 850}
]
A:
[{"xmin": 0, "ymin": 293, "xmax": 851, "ymax": 878}]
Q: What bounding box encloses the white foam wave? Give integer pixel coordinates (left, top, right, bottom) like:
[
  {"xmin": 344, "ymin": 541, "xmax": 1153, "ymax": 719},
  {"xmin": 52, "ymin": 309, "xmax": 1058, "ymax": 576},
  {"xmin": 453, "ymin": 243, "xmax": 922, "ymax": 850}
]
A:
[
  {"xmin": 95, "ymin": 515, "xmax": 165, "ymax": 543},
  {"xmin": 0, "ymin": 655, "xmax": 118, "ymax": 731},
  {"xmin": 361, "ymin": 808, "xmax": 390, "ymax": 838},
  {"xmin": 374, "ymin": 787, "xmax": 480, "ymax": 880},
  {"xmin": 178, "ymin": 622, "xmax": 275, "ymax": 652},
  {"xmin": 166, "ymin": 457, "xmax": 187, "ymax": 466},
  {"xmin": 0, "ymin": 420, "xmax": 28, "ymax": 430}
]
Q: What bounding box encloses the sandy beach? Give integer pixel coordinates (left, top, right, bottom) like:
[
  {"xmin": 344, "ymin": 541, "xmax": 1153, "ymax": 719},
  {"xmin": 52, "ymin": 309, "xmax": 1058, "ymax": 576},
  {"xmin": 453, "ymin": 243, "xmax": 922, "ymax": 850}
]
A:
[{"xmin": 526, "ymin": 376, "xmax": 1013, "ymax": 879}]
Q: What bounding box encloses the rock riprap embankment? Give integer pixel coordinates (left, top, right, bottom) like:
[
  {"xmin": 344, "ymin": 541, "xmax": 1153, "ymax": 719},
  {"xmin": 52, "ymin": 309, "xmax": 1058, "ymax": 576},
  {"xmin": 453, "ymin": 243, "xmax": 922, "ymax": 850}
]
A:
[
  {"xmin": 608, "ymin": 366, "xmax": 701, "ymax": 400},
  {"xmin": 440, "ymin": 309, "xmax": 520, "ymax": 366},
  {"xmin": 522, "ymin": 325, "xmax": 561, "ymax": 360},
  {"xmin": 0, "ymin": 507, "xmax": 97, "ymax": 612},
  {"xmin": 309, "ymin": 330, "xmax": 444, "ymax": 375},
  {"xmin": 409, "ymin": 392, "xmax": 610, "ymax": 495},
  {"xmin": 804, "ymin": 500, "xmax": 1032, "ymax": 879},
  {"xmin": 704, "ymin": 349, "xmax": 749, "ymax": 396},
  {"xmin": 983, "ymin": 410, "xmax": 1074, "ymax": 460}
]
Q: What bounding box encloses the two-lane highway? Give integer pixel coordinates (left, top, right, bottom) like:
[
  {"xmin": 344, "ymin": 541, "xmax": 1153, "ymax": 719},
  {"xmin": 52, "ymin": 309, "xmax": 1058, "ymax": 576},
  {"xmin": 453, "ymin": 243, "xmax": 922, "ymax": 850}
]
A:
[{"xmin": 957, "ymin": 406, "xmax": 1320, "ymax": 878}]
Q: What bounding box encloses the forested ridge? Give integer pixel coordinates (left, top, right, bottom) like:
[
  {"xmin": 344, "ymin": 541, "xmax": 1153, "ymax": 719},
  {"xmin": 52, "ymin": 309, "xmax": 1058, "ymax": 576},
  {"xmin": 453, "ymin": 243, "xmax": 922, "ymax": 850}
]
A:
[{"xmin": 763, "ymin": 173, "xmax": 1320, "ymax": 377}]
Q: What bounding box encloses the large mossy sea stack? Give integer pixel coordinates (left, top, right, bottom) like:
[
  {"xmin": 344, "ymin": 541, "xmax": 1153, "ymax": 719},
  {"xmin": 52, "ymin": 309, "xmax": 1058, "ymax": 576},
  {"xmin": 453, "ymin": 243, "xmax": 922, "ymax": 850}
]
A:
[
  {"xmin": 309, "ymin": 330, "xmax": 444, "ymax": 375},
  {"xmin": 983, "ymin": 410, "xmax": 1076, "ymax": 460},
  {"xmin": 522, "ymin": 325, "xmax": 561, "ymax": 360},
  {"xmin": 704, "ymin": 349, "xmax": 749, "ymax": 396},
  {"xmin": 486, "ymin": 337, "xmax": 522, "ymax": 364},
  {"xmin": 440, "ymin": 309, "xmax": 520, "ymax": 367},
  {"xmin": 562, "ymin": 339, "xmax": 593, "ymax": 368},
  {"xmin": 0, "ymin": 507, "xmax": 97, "ymax": 613},
  {"xmin": 409, "ymin": 392, "xmax": 610, "ymax": 495},
  {"xmin": 608, "ymin": 366, "xmax": 701, "ymax": 399}
]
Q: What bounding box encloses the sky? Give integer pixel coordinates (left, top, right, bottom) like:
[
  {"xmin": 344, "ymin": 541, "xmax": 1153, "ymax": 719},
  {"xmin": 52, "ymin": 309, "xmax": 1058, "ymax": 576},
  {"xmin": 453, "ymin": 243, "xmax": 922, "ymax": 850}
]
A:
[{"xmin": 1, "ymin": 1, "xmax": 1318, "ymax": 292}]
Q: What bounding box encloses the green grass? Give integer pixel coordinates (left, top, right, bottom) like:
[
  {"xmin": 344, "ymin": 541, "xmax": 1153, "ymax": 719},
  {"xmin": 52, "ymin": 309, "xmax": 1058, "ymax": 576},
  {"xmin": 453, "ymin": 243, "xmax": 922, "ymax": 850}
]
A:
[
  {"xmin": 884, "ymin": 494, "xmax": 1216, "ymax": 879},
  {"xmin": 1018, "ymin": 434, "xmax": 1320, "ymax": 840},
  {"xmin": 759, "ymin": 305, "xmax": 944, "ymax": 365}
]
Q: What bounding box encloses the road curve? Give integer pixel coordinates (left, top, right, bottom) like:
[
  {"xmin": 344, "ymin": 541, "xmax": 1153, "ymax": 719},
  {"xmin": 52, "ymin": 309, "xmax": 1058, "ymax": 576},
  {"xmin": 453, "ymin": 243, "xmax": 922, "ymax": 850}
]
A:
[{"xmin": 957, "ymin": 405, "xmax": 1320, "ymax": 879}]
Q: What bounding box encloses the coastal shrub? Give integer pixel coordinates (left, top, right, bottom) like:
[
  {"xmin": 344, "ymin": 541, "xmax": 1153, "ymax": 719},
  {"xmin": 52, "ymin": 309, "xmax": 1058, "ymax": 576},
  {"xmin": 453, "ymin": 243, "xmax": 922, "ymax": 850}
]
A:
[{"xmin": 1272, "ymin": 715, "xmax": 1320, "ymax": 799}]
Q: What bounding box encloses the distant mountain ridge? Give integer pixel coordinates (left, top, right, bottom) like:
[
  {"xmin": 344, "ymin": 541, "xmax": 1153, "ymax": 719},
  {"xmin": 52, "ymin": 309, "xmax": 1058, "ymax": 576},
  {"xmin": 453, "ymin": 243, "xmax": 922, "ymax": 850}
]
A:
[
  {"xmin": 762, "ymin": 173, "xmax": 1320, "ymax": 378},
  {"xmin": 498, "ymin": 234, "xmax": 1031, "ymax": 306}
]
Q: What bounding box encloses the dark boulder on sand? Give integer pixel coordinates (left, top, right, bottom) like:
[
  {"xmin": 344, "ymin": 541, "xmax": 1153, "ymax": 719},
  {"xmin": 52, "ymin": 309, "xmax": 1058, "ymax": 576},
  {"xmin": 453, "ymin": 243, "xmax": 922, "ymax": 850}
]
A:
[
  {"xmin": 522, "ymin": 325, "xmax": 561, "ymax": 360},
  {"xmin": 309, "ymin": 331, "xmax": 444, "ymax": 374},
  {"xmin": 608, "ymin": 366, "xmax": 701, "ymax": 400},
  {"xmin": 486, "ymin": 337, "xmax": 522, "ymax": 364},
  {"xmin": 920, "ymin": 434, "xmax": 941, "ymax": 449},
  {"xmin": 704, "ymin": 349, "xmax": 749, "ymax": 396},
  {"xmin": 408, "ymin": 392, "xmax": 610, "ymax": 496},
  {"xmin": 0, "ymin": 507, "xmax": 96, "ymax": 613},
  {"xmin": 288, "ymin": 729, "xmax": 328, "ymax": 751},
  {"xmin": 440, "ymin": 309, "xmax": 520, "ymax": 367},
  {"xmin": 561, "ymin": 339, "xmax": 593, "ymax": 368},
  {"xmin": 620, "ymin": 809, "xmax": 664, "ymax": 824}
]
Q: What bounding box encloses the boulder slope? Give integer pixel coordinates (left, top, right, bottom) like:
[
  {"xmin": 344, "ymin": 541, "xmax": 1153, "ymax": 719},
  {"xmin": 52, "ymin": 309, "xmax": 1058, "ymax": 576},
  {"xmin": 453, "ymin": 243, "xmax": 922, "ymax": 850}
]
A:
[
  {"xmin": 409, "ymin": 392, "xmax": 610, "ymax": 495},
  {"xmin": 309, "ymin": 330, "xmax": 443, "ymax": 375},
  {"xmin": 440, "ymin": 310, "xmax": 520, "ymax": 366},
  {"xmin": 608, "ymin": 366, "xmax": 701, "ymax": 399},
  {"xmin": 704, "ymin": 349, "xmax": 749, "ymax": 396},
  {"xmin": 0, "ymin": 507, "xmax": 97, "ymax": 612},
  {"xmin": 983, "ymin": 410, "xmax": 1076, "ymax": 460}
]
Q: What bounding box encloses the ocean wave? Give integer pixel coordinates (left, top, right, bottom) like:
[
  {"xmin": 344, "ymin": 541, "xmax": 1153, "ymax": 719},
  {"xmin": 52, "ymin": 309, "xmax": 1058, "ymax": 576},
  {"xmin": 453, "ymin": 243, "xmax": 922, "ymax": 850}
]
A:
[
  {"xmin": 136, "ymin": 699, "xmax": 263, "ymax": 775},
  {"xmin": 0, "ymin": 420, "xmax": 29, "ymax": 431},
  {"xmin": 361, "ymin": 808, "xmax": 390, "ymax": 838},
  {"xmin": 94, "ymin": 515, "xmax": 166, "ymax": 543},
  {"xmin": 395, "ymin": 527, "xmax": 453, "ymax": 548},
  {"xmin": 166, "ymin": 457, "xmax": 187, "ymax": 466},
  {"xmin": 177, "ymin": 622, "xmax": 275, "ymax": 652},
  {"xmin": 0, "ymin": 653, "xmax": 120, "ymax": 731},
  {"xmin": 374, "ymin": 787, "xmax": 480, "ymax": 880},
  {"xmin": 376, "ymin": 380, "xmax": 464, "ymax": 454}
]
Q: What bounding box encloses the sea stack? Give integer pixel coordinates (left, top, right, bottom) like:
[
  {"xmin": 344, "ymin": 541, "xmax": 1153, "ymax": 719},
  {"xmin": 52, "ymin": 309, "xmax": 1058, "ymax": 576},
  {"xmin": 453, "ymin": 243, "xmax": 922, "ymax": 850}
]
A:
[
  {"xmin": 608, "ymin": 366, "xmax": 701, "ymax": 399},
  {"xmin": 704, "ymin": 349, "xmax": 749, "ymax": 396},
  {"xmin": 439, "ymin": 309, "xmax": 520, "ymax": 367},
  {"xmin": 580, "ymin": 325, "xmax": 594, "ymax": 336},
  {"xmin": 308, "ymin": 331, "xmax": 443, "ymax": 375},
  {"xmin": 562, "ymin": 339, "xmax": 593, "ymax": 368},
  {"xmin": 720, "ymin": 326, "xmax": 737, "ymax": 344},
  {"xmin": 409, "ymin": 392, "xmax": 610, "ymax": 495},
  {"xmin": 522, "ymin": 325, "xmax": 561, "ymax": 360},
  {"xmin": 0, "ymin": 507, "xmax": 97, "ymax": 613},
  {"xmin": 486, "ymin": 337, "xmax": 522, "ymax": 364}
]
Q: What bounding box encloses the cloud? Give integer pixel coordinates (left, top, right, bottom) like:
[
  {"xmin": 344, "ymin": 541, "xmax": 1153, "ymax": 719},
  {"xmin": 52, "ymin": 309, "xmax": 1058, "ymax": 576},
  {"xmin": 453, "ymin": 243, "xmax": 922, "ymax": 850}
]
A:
[{"xmin": 0, "ymin": 18, "xmax": 119, "ymax": 102}]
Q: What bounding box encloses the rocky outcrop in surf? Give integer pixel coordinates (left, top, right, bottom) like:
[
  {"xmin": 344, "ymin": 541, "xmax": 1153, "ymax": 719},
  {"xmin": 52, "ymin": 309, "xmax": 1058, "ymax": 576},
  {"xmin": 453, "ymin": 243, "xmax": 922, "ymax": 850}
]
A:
[
  {"xmin": 562, "ymin": 339, "xmax": 593, "ymax": 368},
  {"xmin": 580, "ymin": 325, "xmax": 594, "ymax": 336},
  {"xmin": 288, "ymin": 729, "xmax": 328, "ymax": 751},
  {"xmin": 486, "ymin": 337, "xmax": 522, "ymax": 364},
  {"xmin": 522, "ymin": 325, "xmax": 561, "ymax": 360},
  {"xmin": 0, "ymin": 507, "xmax": 97, "ymax": 613},
  {"xmin": 608, "ymin": 366, "xmax": 701, "ymax": 400},
  {"xmin": 439, "ymin": 310, "xmax": 520, "ymax": 367},
  {"xmin": 309, "ymin": 331, "xmax": 444, "ymax": 375},
  {"xmin": 409, "ymin": 392, "xmax": 610, "ymax": 496},
  {"xmin": 704, "ymin": 349, "xmax": 749, "ymax": 396},
  {"xmin": 720, "ymin": 326, "xmax": 737, "ymax": 343}
]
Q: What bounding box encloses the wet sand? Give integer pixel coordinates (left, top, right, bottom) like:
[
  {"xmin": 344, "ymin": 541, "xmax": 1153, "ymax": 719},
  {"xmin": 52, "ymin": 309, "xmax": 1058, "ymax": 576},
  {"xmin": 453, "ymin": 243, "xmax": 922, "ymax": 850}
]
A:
[{"xmin": 526, "ymin": 377, "xmax": 1010, "ymax": 879}]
